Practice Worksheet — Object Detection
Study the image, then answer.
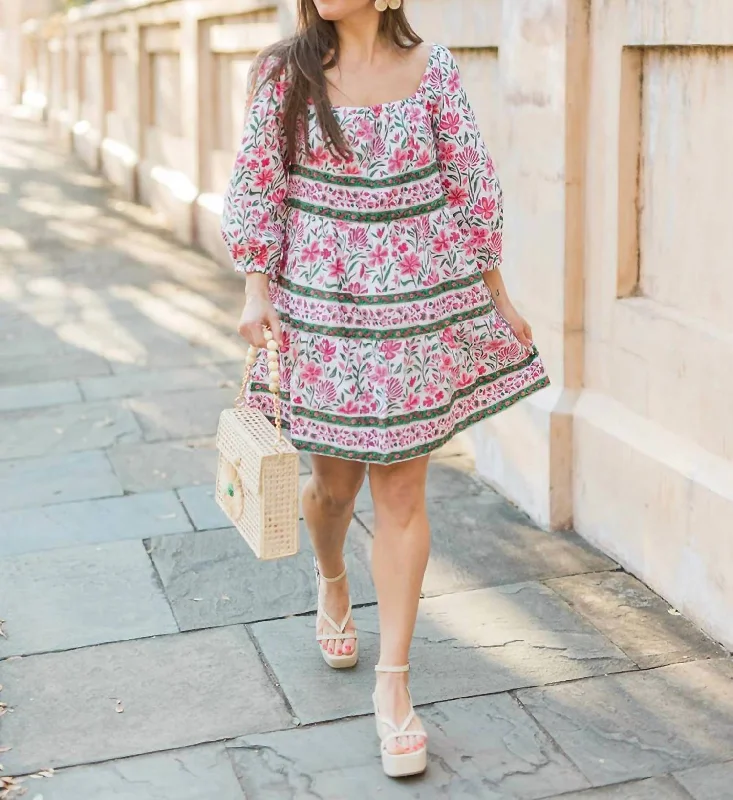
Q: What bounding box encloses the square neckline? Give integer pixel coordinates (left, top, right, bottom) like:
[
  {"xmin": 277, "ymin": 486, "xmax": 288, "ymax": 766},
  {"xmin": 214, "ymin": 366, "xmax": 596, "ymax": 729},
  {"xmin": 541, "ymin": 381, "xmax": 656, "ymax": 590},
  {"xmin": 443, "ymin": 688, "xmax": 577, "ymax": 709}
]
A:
[{"xmin": 329, "ymin": 43, "xmax": 437, "ymax": 112}]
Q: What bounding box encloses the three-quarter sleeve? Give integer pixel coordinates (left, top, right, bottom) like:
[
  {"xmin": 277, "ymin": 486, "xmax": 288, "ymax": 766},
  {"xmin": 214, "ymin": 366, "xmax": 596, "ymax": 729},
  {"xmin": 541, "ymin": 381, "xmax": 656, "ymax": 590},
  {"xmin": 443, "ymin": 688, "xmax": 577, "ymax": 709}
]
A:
[
  {"xmin": 221, "ymin": 59, "xmax": 289, "ymax": 278},
  {"xmin": 432, "ymin": 47, "xmax": 503, "ymax": 272}
]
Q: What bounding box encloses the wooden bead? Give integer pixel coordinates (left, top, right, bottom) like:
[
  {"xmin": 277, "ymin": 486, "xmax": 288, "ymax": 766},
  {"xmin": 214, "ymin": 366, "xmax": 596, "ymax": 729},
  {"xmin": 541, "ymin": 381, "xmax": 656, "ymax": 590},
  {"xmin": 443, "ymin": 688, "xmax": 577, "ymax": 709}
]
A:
[
  {"xmin": 247, "ymin": 345, "xmax": 258, "ymax": 357},
  {"xmin": 245, "ymin": 353, "xmax": 257, "ymax": 366},
  {"xmin": 268, "ymin": 369, "xmax": 280, "ymax": 381},
  {"xmin": 267, "ymin": 350, "xmax": 279, "ymax": 362},
  {"xmin": 263, "ymin": 328, "xmax": 273, "ymax": 342},
  {"xmin": 266, "ymin": 339, "xmax": 278, "ymax": 352},
  {"xmin": 268, "ymin": 381, "xmax": 280, "ymax": 394}
]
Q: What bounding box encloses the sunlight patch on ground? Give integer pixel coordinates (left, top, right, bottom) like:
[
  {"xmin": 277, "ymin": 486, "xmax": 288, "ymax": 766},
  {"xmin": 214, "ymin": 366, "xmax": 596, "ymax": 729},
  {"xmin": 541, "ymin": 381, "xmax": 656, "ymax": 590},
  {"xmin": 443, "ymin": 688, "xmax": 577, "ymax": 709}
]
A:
[{"xmin": 0, "ymin": 229, "xmax": 28, "ymax": 251}]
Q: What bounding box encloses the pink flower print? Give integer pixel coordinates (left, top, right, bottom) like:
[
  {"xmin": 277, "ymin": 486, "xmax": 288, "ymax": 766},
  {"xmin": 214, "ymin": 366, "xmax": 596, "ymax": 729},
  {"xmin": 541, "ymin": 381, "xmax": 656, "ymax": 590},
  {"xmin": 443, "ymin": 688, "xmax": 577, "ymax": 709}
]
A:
[
  {"xmin": 474, "ymin": 196, "xmax": 497, "ymax": 221},
  {"xmin": 423, "ymin": 396, "xmax": 434, "ymax": 408},
  {"xmin": 424, "ymin": 271, "xmax": 440, "ymax": 287},
  {"xmin": 315, "ymin": 339, "xmax": 337, "ymax": 362},
  {"xmin": 439, "ymin": 112, "xmax": 461, "ymax": 136},
  {"xmin": 498, "ymin": 342, "xmax": 522, "ymax": 362},
  {"xmin": 230, "ymin": 243, "xmax": 247, "ymax": 260},
  {"xmin": 367, "ymin": 244, "xmax": 389, "ymax": 269},
  {"xmin": 456, "ymin": 372, "xmax": 473, "ymax": 389},
  {"xmin": 274, "ymin": 80, "xmax": 288, "ymax": 102},
  {"xmin": 447, "ymin": 69, "xmax": 461, "ymax": 94},
  {"xmin": 434, "ymin": 390, "xmax": 445, "ymax": 404},
  {"xmin": 447, "ymin": 186, "xmax": 469, "ymax": 208},
  {"xmin": 346, "ymin": 281, "xmax": 367, "ymax": 295},
  {"xmin": 254, "ymin": 169, "xmax": 274, "ymax": 189},
  {"xmin": 415, "ymin": 150, "xmax": 432, "ymax": 168},
  {"xmin": 433, "ymin": 231, "xmax": 451, "ymax": 254},
  {"xmin": 328, "ymin": 257, "xmax": 346, "ymax": 280},
  {"xmin": 426, "ymin": 380, "xmax": 442, "ymax": 398},
  {"xmin": 301, "ymin": 362, "xmax": 323, "ymax": 385},
  {"xmin": 252, "ymin": 248, "xmax": 268, "ymax": 269},
  {"xmin": 356, "ymin": 119, "xmax": 374, "ymax": 140},
  {"xmin": 270, "ymin": 188, "xmax": 287, "ymax": 206},
  {"xmin": 308, "ymin": 146, "xmax": 329, "ymax": 167},
  {"xmin": 405, "ymin": 394, "xmax": 420, "ymax": 411},
  {"xmin": 338, "ymin": 400, "xmax": 360, "ymax": 415},
  {"xmin": 489, "ymin": 230, "xmax": 503, "ymax": 255},
  {"xmin": 315, "ymin": 380, "xmax": 337, "ymax": 404},
  {"xmin": 301, "ymin": 242, "xmax": 321, "ymax": 263},
  {"xmin": 387, "ymin": 148, "xmax": 408, "ymax": 173},
  {"xmin": 440, "ymin": 327, "xmax": 459, "ymax": 349},
  {"xmin": 398, "ymin": 242, "xmax": 409, "ymax": 254},
  {"xmin": 438, "ymin": 141, "xmax": 457, "ymax": 163},
  {"xmin": 467, "ymin": 227, "xmax": 489, "ymax": 252},
  {"xmin": 347, "ymin": 227, "xmax": 369, "ymax": 249},
  {"xmin": 370, "ymin": 364, "xmax": 389, "ymax": 385},
  {"xmin": 456, "ymin": 146, "xmax": 480, "ymax": 170},
  {"xmin": 372, "ymin": 136, "xmax": 387, "ymax": 158},
  {"xmin": 380, "ymin": 340, "xmax": 403, "ymax": 361},
  {"xmin": 399, "ymin": 253, "xmax": 421, "ymax": 277},
  {"xmin": 386, "ymin": 377, "xmax": 403, "ymax": 402},
  {"xmin": 344, "ymin": 161, "xmax": 361, "ymax": 175}
]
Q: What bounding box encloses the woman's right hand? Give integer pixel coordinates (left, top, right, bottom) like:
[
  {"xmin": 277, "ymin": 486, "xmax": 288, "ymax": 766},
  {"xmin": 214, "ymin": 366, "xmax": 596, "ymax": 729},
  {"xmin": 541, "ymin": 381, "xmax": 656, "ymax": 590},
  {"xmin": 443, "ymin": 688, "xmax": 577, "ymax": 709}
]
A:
[{"xmin": 237, "ymin": 285, "xmax": 282, "ymax": 349}]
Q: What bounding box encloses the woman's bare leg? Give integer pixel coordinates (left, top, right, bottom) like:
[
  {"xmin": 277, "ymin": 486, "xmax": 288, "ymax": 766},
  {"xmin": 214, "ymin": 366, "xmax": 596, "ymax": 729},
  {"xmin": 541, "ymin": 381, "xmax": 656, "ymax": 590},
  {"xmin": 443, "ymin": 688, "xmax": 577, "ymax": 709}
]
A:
[
  {"xmin": 370, "ymin": 455, "xmax": 431, "ymax": 754},
  {"xmin": 302, "ymin": 455, "xmax": 366, "ymax": 656}
]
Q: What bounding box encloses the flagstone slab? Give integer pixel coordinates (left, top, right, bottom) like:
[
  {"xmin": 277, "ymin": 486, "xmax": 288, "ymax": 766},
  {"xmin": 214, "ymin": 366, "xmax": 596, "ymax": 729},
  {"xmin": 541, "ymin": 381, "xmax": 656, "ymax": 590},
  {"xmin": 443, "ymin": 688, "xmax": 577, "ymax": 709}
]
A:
[
  {"xmin": 127, "ymin": 387, "xmax": 233, "ymax": 441},
  {"xmin": 546, "ymin": 572, "xmax": 726, "ymax": 669},
  {"xmin": 79, "ymin": 363, "xmax": 231, "ymax": 401},
  {"xmin": 147, "ymin": 520, "xmax": 374, "ymax": 630},
  {"xmin": 37, "ymin": 745, "xmax": 246, "ymax": 800},
  {"xmin": 547, "ymin": 777, "xmax": 691, "ymax": 799},
  {"xmin": 0, "ymin": 400, "xmax": 141, "ymax": 461},
  {"xmin": 229, "ymin": 694, "xmax": 589, "ymax": 799},
  {"xmin": 0, "ymin": 490, "xmax": 192, "ymax": 557},
  {"xmin": 251, "ymin": 582, "xmax": 633, "ymax": 724},
  {"xmin": 0, "ymin": 450, "xmax": 122, "ymax": 511},
  {"xmin": 0, "ymin": 379, "xmax": 82, "ymax": 411},
  {"xmin": 108, "ymin": 438, "xmax": 218, "ymax": 492},
  {"xmin": 517, "ymin": 659, "xmax": 733, "ymax": 787},
  {"xmin": 675, "ymin": 760, "xmax": 733, "ymax": 800},
  {"xmin": 0, "ymin": 626, "xmax": 292, "ymax": 775},
  {"xmin": 0, "ymin": 539, "xmax": 178, "ymax": 658},
  {"xmin": 0, "ymin": 350, "xmax": 111, "ymax": 387}
]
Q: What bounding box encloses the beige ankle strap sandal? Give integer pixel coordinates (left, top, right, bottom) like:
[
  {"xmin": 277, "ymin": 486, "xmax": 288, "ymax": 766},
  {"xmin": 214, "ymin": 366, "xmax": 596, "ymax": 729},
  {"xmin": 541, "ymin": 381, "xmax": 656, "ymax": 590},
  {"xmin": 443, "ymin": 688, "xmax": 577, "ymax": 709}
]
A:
[
  {"xmin": 373, "ymin": 664, "xmax": 428, "ymax": 778},
  {"xmin": 314, "ymin": 559, "xmax": 359, "ymax": 669}
]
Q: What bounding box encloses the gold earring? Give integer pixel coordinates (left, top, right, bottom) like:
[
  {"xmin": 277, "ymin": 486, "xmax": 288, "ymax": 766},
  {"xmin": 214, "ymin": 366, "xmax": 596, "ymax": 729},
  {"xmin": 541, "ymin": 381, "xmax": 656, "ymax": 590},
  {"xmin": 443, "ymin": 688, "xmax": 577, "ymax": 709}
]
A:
[
  {"xmin": 375, "ymin": 0, "xmax": 388, "ymax": 10},
  {"xmin": 387, "ymin": 0, "xmax": 402, "ymax": 8}
]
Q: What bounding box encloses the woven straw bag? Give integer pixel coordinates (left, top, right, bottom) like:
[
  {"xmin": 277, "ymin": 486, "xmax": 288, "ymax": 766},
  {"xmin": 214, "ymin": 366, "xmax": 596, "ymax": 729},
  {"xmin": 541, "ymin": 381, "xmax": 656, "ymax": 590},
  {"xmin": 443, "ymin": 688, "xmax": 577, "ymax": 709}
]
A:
[{"xmin": 215, "ymin": 332, "xmax": 299, "ymax": 560}]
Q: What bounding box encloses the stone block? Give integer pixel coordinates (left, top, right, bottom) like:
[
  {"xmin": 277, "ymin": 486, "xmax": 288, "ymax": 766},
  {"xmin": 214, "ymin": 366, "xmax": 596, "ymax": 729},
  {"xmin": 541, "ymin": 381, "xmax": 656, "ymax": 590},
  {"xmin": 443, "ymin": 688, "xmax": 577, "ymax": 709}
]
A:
[
  {"xmin": 517, "ymin": 659, "xmax": 733, "ymax": 786},
  {"xmin": 127, "ymin": 387, "xmax": 234, "ymax": 442},
  {"xmin": 230, "ymin": 693, "xmax": 589, "ymax": 799},
  {"xmin": 360, "ymin": 493, "xmax": 616, "ymax": 596},
  {"xmin": 0, "ymin": 450, "xmax": 123, "ymax": 511},
  {"xmin": 39, "ymin": 745, "xmax": 246, "ymax": 800},
  {"xmin": 675, "ymin": 759, "xmax": 733, "ymax": 800},
  {"xmin": 546, "ymin": 572, "xmax": 725, "ymax": 669},
  {"xmin": 177, "ymin": 484, "xmax": 230, "ymax": 530},
  {"xmin": 0, "ymin": 626, "xmax": 292, "ymax": 774},
  {"xmin": 147, "ymin": 520, "xmax": 375, "ymax": 630},
  {"xmin": 0, "ymin": 490, "xmax": 192, "ymax": 557},
  {"xmin": 251, "ymin": 582, "xmax": 633, "ymax": 724},
  {"xmin": 0, "ymin": 379, "xmax": 82, "ymax": 411},
  {"xmin": 0, "ymin": 400, "xmax": 141, "ymax": 461},
  {"xmin": 79, "ymin": 363, "xmax": 231, "ymax": 402},
  {"xmin": 547, "ymin": 777, "xmax": 691, "ymax": 799},
  {"xmin": 0, "ymin": 540, "xmax": 178, "ymax": 658},
  {"xmin": 108, "ymin": 438, "xmax": 218, "ymax": 492},
  {"xmin": 0, "ymin": 350, "xmax": 111, "ymax": 386}
]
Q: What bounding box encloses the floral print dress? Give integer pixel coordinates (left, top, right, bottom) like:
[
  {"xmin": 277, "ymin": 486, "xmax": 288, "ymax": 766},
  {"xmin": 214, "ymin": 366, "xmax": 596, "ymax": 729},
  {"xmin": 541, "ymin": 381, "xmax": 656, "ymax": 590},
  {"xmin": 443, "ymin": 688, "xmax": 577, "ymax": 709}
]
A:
[{"xmin": 222, "ymin": 44, "xmax": 548, "ymax": 463}]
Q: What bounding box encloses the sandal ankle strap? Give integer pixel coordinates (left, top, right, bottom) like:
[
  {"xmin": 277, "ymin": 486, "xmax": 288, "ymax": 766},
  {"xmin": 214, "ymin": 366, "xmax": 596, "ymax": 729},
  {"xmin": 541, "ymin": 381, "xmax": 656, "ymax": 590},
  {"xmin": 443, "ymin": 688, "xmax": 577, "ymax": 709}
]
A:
[
  {"xmin": 375, "ymin": 663, "xmax": 410, "ymax": 673},
  {"xmin": 313, "ymin": 558, "xmax": 348, "ymax": 584}
]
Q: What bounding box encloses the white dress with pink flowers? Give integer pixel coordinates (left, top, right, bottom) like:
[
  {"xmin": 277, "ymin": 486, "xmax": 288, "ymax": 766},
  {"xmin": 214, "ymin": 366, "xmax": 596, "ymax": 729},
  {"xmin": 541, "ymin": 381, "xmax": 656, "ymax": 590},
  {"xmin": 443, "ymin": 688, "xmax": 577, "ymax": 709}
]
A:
[{"xmin": 222, "ymin": 44, "xmax": 548, "ymax": 463}]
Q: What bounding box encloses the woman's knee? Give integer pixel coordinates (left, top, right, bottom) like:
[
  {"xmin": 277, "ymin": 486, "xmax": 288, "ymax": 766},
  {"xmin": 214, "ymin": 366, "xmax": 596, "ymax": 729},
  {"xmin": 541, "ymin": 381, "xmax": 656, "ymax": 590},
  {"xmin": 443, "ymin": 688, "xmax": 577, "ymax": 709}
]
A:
[
  {"xmin": 307, "ymin": 458, "xmax": 365, "ymax": 515},
  {"xmin": 370, "ymin": 460, "xmax": 429, "ymax": 526}
]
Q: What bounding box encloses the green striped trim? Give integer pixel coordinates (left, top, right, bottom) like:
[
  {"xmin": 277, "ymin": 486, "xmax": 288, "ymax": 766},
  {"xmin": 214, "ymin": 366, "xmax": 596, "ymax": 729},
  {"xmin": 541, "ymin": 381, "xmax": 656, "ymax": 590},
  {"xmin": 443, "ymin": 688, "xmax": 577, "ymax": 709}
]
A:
[
  {"xmin": 290, "ymin": 163, "xmax": 440, "ymax": 189},
  {"xmin": 278, "ymin": 301, "xmax": 493, "ymax": 340},
  {"xmin": 251, "ymin": 349, "xmax": 542, "ymax": 429},
  {"xmin": 265, "ymin": 375, "xmax": 551, "ymax": 464},
  {"xmin": 278, "ymin": 273, "xmax": 483, "ymax": 305},
  {"xmin": 287, "ymin": 196, "xmax": 447, "ymax": 224}
]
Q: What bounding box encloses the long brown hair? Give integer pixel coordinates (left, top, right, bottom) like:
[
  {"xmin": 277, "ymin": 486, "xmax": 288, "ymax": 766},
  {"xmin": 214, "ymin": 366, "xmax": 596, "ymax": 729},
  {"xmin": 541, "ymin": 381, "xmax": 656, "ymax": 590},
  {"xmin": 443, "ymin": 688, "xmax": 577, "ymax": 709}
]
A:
[{"xmin": 252, "ymin": 1, "xmax": 422, "ymax": 162}]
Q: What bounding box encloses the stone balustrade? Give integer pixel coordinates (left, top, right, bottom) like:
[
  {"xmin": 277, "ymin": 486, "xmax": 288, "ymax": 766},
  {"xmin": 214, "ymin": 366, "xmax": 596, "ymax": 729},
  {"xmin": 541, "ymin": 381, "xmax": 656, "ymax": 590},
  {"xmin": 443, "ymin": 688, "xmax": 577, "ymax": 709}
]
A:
[{"xmin": 8, "ymin": 0, "xmax": 733, "ymax": 650}]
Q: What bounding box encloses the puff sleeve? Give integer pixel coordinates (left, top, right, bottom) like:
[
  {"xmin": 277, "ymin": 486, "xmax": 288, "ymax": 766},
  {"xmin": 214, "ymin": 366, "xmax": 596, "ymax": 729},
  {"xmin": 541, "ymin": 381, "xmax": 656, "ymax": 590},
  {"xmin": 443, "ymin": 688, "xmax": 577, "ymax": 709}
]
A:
[
  {"xmin": 432, "ymin": 47, "xmax": 503, "ymax": 272},
  {"xmin": 221, "ymin": 60, "xmax": 289, "ymax": 278}
]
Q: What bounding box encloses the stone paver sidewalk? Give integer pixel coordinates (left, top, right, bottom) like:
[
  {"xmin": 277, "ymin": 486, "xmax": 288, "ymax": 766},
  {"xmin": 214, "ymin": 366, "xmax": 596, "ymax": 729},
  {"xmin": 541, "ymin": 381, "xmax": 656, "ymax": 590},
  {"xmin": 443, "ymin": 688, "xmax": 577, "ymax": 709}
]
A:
[{"xmin": 1, "ymin": 115, "xmax": 732, "ymax": 800}]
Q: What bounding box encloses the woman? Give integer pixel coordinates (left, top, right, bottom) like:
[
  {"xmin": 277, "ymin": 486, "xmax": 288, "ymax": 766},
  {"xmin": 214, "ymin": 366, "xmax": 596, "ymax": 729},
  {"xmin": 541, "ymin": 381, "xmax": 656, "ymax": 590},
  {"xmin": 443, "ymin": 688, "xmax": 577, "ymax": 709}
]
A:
[{"xmin": 222, "ymin": 0, "xmax": 548, "ymax": 778}]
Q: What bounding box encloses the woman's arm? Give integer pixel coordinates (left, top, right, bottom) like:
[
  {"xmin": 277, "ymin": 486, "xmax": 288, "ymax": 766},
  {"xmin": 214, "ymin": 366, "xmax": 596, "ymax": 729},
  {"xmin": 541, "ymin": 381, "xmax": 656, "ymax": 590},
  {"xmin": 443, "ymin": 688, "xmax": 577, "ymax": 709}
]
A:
[{"xmin": 481, "ymin": 269, "xmax": 533, "ymax": 349}]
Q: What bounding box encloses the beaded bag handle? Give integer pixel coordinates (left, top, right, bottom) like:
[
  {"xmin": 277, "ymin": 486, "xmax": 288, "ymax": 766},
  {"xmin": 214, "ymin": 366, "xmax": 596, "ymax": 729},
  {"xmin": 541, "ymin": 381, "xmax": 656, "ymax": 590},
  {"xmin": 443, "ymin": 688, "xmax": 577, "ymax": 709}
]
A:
[{"xmin": 234, "ymin": 327, "xmax": 284, "ymax": 440}]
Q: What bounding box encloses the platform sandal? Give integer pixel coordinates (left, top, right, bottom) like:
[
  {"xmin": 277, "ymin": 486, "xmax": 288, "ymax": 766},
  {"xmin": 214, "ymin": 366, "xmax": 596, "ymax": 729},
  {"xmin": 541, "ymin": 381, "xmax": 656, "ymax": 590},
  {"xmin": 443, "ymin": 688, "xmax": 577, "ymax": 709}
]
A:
[
  {"xmin": 373, "ymin": 664, "xmax": 428, "ymax": 777},
  {"xmin": 314, "ymin": 559, "xmax": 359, "ymax": 669}
]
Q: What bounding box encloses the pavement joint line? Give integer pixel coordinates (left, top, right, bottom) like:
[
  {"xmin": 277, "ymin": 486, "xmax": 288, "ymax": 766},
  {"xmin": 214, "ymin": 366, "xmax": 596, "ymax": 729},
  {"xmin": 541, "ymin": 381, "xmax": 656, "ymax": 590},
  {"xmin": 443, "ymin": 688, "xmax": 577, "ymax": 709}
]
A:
[
  {"xmin": 143, "ymin": 537, "xmax": 184, "ymax": 634},
  {"xmin": 243, "ymin": 623, "xmax": 299, "ymax": 724}
]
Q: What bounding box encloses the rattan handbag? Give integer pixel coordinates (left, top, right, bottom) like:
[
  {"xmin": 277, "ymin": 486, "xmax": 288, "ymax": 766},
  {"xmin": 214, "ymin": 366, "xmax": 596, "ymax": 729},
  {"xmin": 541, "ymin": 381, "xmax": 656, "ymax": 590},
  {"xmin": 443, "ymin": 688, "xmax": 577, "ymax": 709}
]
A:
[{"xmin": 215, "ymin": 331, "xmax": 300, "ymax": 560}]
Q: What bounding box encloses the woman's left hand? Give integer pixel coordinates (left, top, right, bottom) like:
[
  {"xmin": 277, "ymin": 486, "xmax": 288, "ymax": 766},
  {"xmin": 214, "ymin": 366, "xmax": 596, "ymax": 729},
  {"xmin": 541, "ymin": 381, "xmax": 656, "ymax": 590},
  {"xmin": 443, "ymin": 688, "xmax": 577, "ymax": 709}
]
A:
[{"xmin": 500, "ymin": 305, "xmax": 534, "ymax": 350}]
